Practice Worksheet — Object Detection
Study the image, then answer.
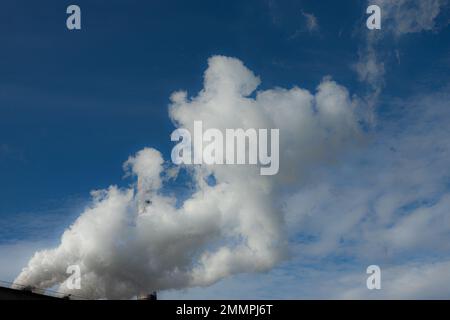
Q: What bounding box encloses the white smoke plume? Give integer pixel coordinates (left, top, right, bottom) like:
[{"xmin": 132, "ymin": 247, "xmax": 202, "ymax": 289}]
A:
[{"xmin": 13, "ymin": 56, "xmax": 367, "ymax": 299}]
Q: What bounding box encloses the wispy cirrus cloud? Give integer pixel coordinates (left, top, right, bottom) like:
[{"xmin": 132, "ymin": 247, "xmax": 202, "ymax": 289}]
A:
[
  {"xmin": 375, "ymin": 0, "xmax": 448, "ymax": 36},
  {"xmin": 301, "ymin": 11, "xmax": 319, "ymax": 32},
  {"xmin": 0, "ymin": 144, "xmax": 25, "ymax": 163},
  {"xmin": 354, "ymin": 0, "xmax": 448, "ymax": 102},
  {"xmin": 282, "ymin": 84, "xmax": 450, "ymax": 294}
]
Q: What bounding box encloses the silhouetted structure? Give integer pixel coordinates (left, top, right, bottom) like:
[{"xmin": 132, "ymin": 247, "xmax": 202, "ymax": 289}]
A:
[{"xmin": 0, "ymin": 286, "xmax": 60, "ymax": 300}]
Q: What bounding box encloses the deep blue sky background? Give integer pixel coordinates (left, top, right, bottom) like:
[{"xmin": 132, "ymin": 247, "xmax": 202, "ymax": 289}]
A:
[
  {"xmin": 1, "ymin": 0, "xmax": 450, "ymax": 296},
  {"xmin": 0, "ymin": 0, "xmax": 371, "ymax": 231}
]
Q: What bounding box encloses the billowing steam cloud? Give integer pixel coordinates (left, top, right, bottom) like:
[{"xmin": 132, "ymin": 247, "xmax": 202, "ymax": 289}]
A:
[{"xmin": 14, "ymin": 56, "xmax": 367, "ymax": 299}]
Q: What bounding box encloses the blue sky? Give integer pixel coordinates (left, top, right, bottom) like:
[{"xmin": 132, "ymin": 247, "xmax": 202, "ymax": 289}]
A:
[
  {"xmin": 1, "ymin": 0, "xmax": 450, "ymax": 299},
  {"xmin": 0, "ymin": 0, "xmax": 369, "ymax": 240}
]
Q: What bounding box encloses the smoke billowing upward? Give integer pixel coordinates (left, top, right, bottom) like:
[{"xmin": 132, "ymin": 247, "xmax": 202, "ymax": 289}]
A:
[{"xmin": 13, "ymin": 56, "xmax": 367, "ymax": 299}]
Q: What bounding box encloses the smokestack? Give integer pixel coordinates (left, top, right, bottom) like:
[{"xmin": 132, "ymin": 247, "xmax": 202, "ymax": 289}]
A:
[
  {"xmin": 21, "ymin": 285, "xmax": 35, "ymax": 293},
  {"xmin": 137, "ymin": 291, "xmax": 157, "ymax": 300}
]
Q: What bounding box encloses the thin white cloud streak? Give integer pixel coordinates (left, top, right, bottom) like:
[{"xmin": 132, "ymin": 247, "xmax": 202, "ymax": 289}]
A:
[
  {"xmin": 374, "ymin": 0, "xmax": 447, "ymax": 36},
  {"xmin": 301, "ymin": 11, "xmax": 319, "ymax": 32}
]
